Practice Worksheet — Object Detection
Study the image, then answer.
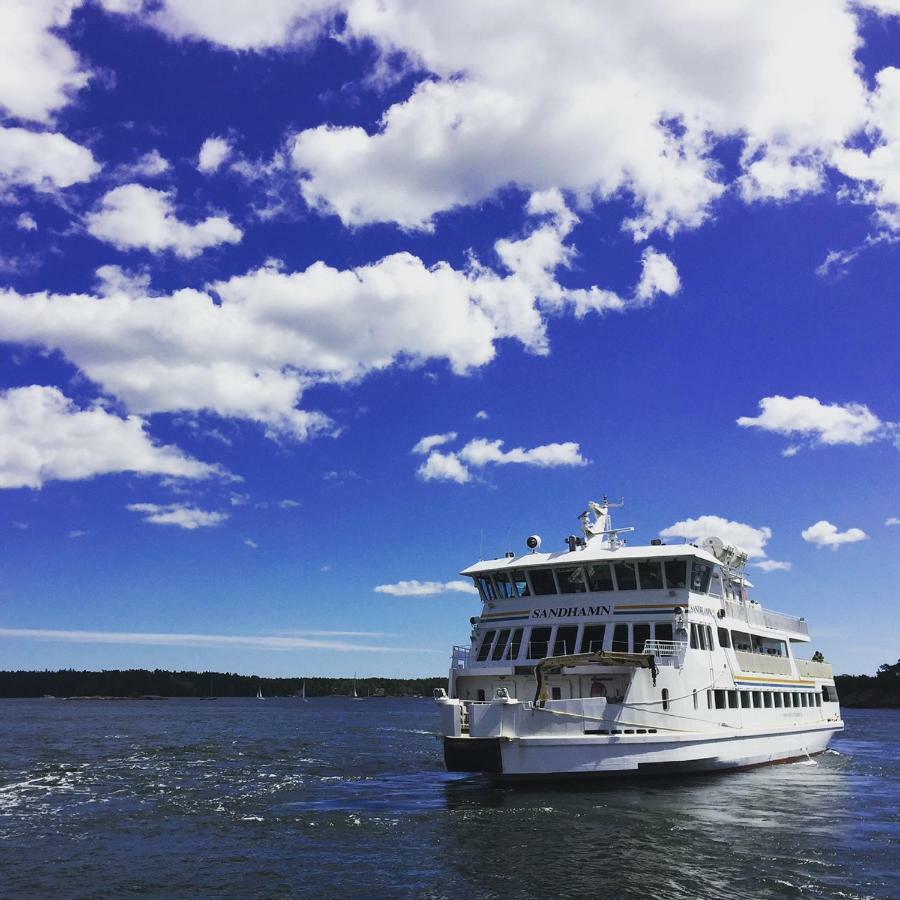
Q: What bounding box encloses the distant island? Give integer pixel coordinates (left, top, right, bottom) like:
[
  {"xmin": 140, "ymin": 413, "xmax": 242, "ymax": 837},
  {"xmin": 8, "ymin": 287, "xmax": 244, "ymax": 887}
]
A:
[
  {"xmin": 0, "ymin": 661, "xmax": 896, "ymax": 707},
  {"xmin": 0, "ymin": 669, "xmax": 445, "ymax": 699}
]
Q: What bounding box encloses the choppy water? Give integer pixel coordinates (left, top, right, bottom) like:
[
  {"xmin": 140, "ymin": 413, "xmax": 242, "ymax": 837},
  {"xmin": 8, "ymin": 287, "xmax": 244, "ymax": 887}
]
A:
[{"xmin": 0, "ymin": 700, "xmax": 897, "ymax": 898}]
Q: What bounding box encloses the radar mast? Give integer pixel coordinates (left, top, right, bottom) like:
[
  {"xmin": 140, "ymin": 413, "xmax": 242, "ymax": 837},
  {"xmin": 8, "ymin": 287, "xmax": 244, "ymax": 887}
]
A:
[{"xmin": 579, "ymin": 496, "xmax": 634, "ymax": 550}]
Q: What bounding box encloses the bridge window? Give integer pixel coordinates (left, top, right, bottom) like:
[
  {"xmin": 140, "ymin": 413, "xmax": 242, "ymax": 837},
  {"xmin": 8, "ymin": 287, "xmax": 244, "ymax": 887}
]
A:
[
  {"xmin": 529, "ymin": 568, "xmax": 557, "ymax": 596},
  {"xmin": 664, "ymin": 559, "xmax": 687, "ymax": 589},
  {"xmin": 553, "ymin": 626, "xmax": 578, "ymax": 655},
  {"xmin": 557, "ymin": 566, "xmax": 587, "ymax": 594},
  {"xmin": 491, "ymin": 629, "xmax": 511, "ymax": 661},
  {"xmin": 614, "ymin": 562, "xmax": 638, "ymax": 591},
  {"xmin": 717, "ymin": 627, "xmax": 731, "ymax": 648},
  {"xmin": 585, "ymin": 563, "xmax": 615, "ymax": 592},
  {"xmin": 527, "ymin": 627, "xmax": 551, "ymax": 658},
  {"xmin": 638, "ymin": 560, "xmax": 664, "ymax": 590},
  {"xmin": 612, "ymin": 623, "xmax": 630, "ymax": 653},
  {"xmin": 506, "ymin": 628, "xmax": 524, "ymax": 660},
  {"xmin": 633, "ymin": 623, "xmax": 651, "ymax": 653},
  {"xmin": 509, "ymin": 570, "xmax": 531, "ymax": 597},
  {"xmin": 493, "ymin": 572, "xmax": 516, "ymax": 599},
  {"xmin": 476, "ymin": 629, "xmax": 496, "ymax": 661},
  {"xmin": 690, "ymin": 561, "xmax": 712, "ymax": 593},
  {"xmin": 476, "ymin": 576, "xmax": 496, "ymax": 601},
  {"xmin": 653, "ymin": 623, "xmax": 673, "ymax": 643},
  {"xmin": 580, "ymin": 624, "xmax": 606, "ymax": 653}
]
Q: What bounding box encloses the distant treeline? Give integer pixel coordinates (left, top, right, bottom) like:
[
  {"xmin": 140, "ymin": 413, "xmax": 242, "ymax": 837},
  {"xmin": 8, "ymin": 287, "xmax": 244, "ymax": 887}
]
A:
[
  {"xmin": 834, "ymin": 659, "xmax": 900, "ymax": 708},
  {"xmin": 0, "ymin": 669, "xmax": 446, "ymax": 699}
]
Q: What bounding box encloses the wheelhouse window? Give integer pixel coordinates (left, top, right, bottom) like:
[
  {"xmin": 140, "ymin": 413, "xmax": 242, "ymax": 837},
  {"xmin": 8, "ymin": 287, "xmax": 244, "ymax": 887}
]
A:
[
  {"xmin": 585, "ymin": 563, "xmax": 614, "ymax": 592},
  {"xmin": 493, "ymin": 572, "xmax": 516, "ymax": 599},
  {"xmin": 638, "ymin": 561, "xmax": 663, "ymax": 590},
  {"xmin": 527, "ymin": 627, "xmax": 551, "ymax": 658},
  {"xmin": 633, "ymin": 623, "xmax": 651, "ymax": 653},
  {"xmin": 491, "ymin": 629, "xmax": 511, "ymax": 661},
  {"xmin": 476, "ymin": 629, "xmax": 496, "ymax": 662},
  {"xmin": 557, "ymin": 566, "xmax": 587, "ymax": 594},
  {"xmin": 476, "ymin": 576, "xmax": 496, "ymax": 602},
  {"xmin": 580, "ymin": 624, "xmax": 606, "ymax": 653},
  {"xmin": 664, "ymin": 559, "xmax": 687, "ymax": 589},
  {"xmin": 508, "ymin": 570, "xmax": 531, "ymax": 597},
  {"xmin": 529, "ymin": 568, "xmax": 557, "ymax": 596},
  {"xmin": 690, "ymin": 561, "xmax": 712, "ymax": 593},
  {"xmin": 553, "ymin": 626, "xmax": 578, "ymax": 655},
  {"xmin": 614, "ymin": 562, "xmax": 637, "ymax": 591},
  {"xmin": 612, "ymin": 623, "xmax": 629, "ymax": 653}
]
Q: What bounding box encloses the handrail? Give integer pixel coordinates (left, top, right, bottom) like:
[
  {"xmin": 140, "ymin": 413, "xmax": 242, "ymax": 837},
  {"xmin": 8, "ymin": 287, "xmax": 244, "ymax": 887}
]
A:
[{"xmin": 723, "ymin": 599, "xmax": 808, "ymax": 636}]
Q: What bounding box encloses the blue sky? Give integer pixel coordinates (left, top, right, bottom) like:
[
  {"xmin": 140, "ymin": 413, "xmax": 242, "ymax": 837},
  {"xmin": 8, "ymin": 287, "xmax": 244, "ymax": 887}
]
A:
[{"xmin": 0, "ymin": 1, "xmax": 897, "ymax": 677}]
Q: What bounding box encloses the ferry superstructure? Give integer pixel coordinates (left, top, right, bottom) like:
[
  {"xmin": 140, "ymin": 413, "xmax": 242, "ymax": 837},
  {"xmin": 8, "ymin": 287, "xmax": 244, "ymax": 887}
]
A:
[{"xmin": 436, "ymin": 499, "xmax": 843, "ymax": 779}]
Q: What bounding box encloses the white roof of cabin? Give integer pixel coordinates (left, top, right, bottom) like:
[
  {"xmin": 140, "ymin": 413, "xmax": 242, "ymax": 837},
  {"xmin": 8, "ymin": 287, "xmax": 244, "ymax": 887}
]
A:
[{"xmin": 460, "ymin": 541, "xmax": 721, "ymax": 576}]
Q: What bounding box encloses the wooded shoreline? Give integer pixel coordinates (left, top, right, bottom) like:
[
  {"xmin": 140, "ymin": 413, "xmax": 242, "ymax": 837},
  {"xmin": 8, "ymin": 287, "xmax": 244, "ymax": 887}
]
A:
[{"xmin": 0, "ymin": 662, "xmax": 897, "ymax": 706}]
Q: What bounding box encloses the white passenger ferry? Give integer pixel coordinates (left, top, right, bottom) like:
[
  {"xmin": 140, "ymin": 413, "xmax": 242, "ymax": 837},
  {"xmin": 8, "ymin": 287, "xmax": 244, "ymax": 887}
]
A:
[{"xmin": 436, "ymin": 499, "xmax": 843, "ymax": 779}]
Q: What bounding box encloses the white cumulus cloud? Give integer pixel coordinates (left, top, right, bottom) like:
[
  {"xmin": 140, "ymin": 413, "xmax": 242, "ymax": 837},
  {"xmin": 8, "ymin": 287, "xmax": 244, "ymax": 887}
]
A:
[
  {"xmin": 659, "ymin": 515, "xmax": 772, "ymax": 558},
  {"xmin": 737, "ymin": 395, "xmax": 889, "ymax": 453},
  {"xmin": 0, "ymin": 385, "xmax": 220, "ymax": 489},
  {"xmin": 127, "ymin": 502, "xmax": 229, "ymax": 530},
  {"xmin": 0, "ymin": 127, "xmax": 100, "ymax": 191},
  {"xmin": 750, "ymin": 559, "xmax": 793, "ymax": 573},
  {"xmin": 886, "ymin": 516, "xmax": 900, "ymax": 526},
  {"xmin": 85, "ymin": 184, "xmax": 243, "ymax": 257},
  {"xmin": 411, "ymin": 432, "xmax": 457, "ymax": 455},
  {"xmin": 198, "ymin": 136, "xmax": 232, "ymax": 173},
  {"xmin": 416, "ymin": 450, "xmax": 470, "ymax": 484},
  {"xmin": 801, "ymin": 520, "xmax": 868, "ymax": 550},
  {"xmin": 374, "ymin": 579, "xmax": 478, "ymax": 596}
]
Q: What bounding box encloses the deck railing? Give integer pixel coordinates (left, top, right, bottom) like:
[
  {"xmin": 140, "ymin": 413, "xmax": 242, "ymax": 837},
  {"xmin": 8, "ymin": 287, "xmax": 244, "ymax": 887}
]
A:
[
  {"xmin": 723, "ymin": 599, "xmax": 809, "ymax": 637},
  {"xmin": 795, "ymin": 659, "xmax": 834, "ymax": 679},
  {"xmin": 451, "ymin": 646, "xmax": 470, "ymax": 670},
  {"xmin": 643, "ymin": 639, "xmax": 688, "ymax": 666},
  {"xmin": 734, "ymin": 650, "xmax": 793, "ymax": 676}
]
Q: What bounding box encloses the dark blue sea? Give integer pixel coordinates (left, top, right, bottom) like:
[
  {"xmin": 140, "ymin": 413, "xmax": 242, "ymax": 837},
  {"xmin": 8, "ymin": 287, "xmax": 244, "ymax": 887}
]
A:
[{"xmin": 0, "ymin": 700, "xmax": 897, "ymax": 898}]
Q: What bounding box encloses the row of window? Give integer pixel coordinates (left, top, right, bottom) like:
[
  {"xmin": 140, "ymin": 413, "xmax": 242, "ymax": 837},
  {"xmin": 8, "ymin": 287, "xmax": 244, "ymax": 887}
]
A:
[
  {"xmin": 474, "ymin": 621, "xmax": 794, "ymax": 662},
  {"xmin": 476, "ymin": 558, "xmax": 746, "ymax": 602},
  {"xmin": 475, "ymin": 621, "xmax": 676, "ymax": 662},
  {"xmin": 706, "ymin": 686, "xmax": 837, "ymax": 710}
]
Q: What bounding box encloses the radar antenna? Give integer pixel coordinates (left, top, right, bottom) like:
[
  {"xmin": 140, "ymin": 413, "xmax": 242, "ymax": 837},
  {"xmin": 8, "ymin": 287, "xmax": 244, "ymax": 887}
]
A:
[{"xmin": 579, "ymin": 496, "xmax": 634, "ymax": 550}]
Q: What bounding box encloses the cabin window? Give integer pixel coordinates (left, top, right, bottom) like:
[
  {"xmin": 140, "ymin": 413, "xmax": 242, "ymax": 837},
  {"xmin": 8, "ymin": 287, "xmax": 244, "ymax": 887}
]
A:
[
  {"xmin": 653, "ymin": 623, "xmax": 674, "ymax": 643},
  {"xmin": 477, "ymin": 576, "xmax": 496, "ymax": 601},
  {"xmin": 823, "ymin": 685, "xmax": 838, "ymax": 702},
  {"xmin": 815, "ymin": 694, "xmax": 822, "ymax": 707},
  {"xmin": 477, "ymin": 689, "xmax": 486, "ymax": 702},
  {"xmin": 476, "ymin": 630, "xmax": 496, "ymax": 662},
  {"xmin": 752, "ymin": 691, "xmax": 762, "ymax": 708},
  {"xmin": 529, "ymin": 568, "xmax": 557, "ymax": 596},
  {"xmin": 717, "ymin": 627, "xmax": 731, "ymax": 648},
  {"xmin": 690, "ymin": 561, "xmax": 712, "ymax": 593},
  {"xmin": 664, "ymin": 559, "xmax": 687, "ymax": 589},
  {"xmin": 580, "ymin": 624, "xmax": 606, "ymax": 653},
  {"xmin": 783, "ymin": 692, "xmax": 792, "ymax": 708},
  {"xmin": 690, "ymin": 624, "xmax": 700, "ymax": 650},
  {"xmin": 585, "ymin": 563, "xmax": 615, "ymax": 592},
  {"xmin": 638, "ymin": 561, "xmax": 664, "ymax": 590},
  {"xmin": 506, "ymin": 628, "xmax": 524, "ymax": 660},
  {"xmin": 553, "ymin": 626, "xmax": 578, "ymax": 655},
  {"xmin": 714, "ymin": 690, "xmax": 727, "ymax": 709},
  {"xmin": 693, "ymin": 690, "xmax": 698, "ymax": 710},
  {"xmin": 707, "ymin": 690, "xmax": 713, "ymax": 709},
  {"xmin": 528, "ymin": 627, "xmax": 551, "ymax": 658},
  {"xmin": 551, "ymin": 686, "xmax": 562, "ymax": 701},
  {"xmin": 793, "ymin": 692, "xmax": 801, "ymax": 707},
  {"xmin": 763, "ymin": 692, "xmax": 773, "ymax": 708},
  {"xmin": 614, "ymin": 562, "xmax": 638, "ymax": 591},
  {"xmin": 774, "ymin": 692, "xmax": 783, "ymax": 708},
  {"xmin": 493, "ymin": 572, "xmax": 516, "ymax": 599},
  {"xmin": 633, "ymin": 623, "xmax": 651, "ymax": 653},
  {"xmin": 661, "ymin": 688, "xmax": 670, "ymax": 710},
  {"xmin": 557, "ymin": 566, "xmax": 587, "ymax": 594},
  {"xmin": 491, "ymin": 629, "xmax": 511, "ymax": 661},
  {"xmin": 731, "ymin": 630, "xmax": 752, "ymax": 652},
  {"xmin": 740, "ymin": 691, "xmax": 751, "ymax": 709},
  {"xmin": 727, "ymin": 690, "xmax": 738, "ymax": 708},
  {"xmin": 612, "ymin": 623, "xmax": 630, "ymax": 653},
  {"xmin": 707, "ymin": 626, "xmax": 716, "ymax": 649},
  {"xmin": 509, "ymin": 570, "xmax": 531, "ymax": 597}
]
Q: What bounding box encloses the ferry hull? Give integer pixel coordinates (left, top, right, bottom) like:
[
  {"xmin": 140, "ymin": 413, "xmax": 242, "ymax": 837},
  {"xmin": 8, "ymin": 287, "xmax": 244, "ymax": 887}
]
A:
[{"xmin": 444, "ymin": 723, "xmax": 841, "ymax": 780}]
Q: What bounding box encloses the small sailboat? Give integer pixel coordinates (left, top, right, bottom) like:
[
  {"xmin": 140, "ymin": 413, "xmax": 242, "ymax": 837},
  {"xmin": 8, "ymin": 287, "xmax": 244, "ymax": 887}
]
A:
[
  {"xmin": 352, "ymin": 674, "xmax": 362, "ymax": 700},
  {"xmin": 256, "ymin": 686, "xmax": 264, "ymax": 700},
  {"xmin": 301, "ymin": 681, "xmax": 308, "ymax": 702}
]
